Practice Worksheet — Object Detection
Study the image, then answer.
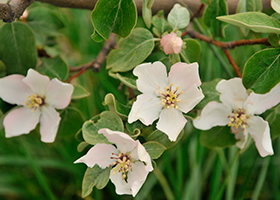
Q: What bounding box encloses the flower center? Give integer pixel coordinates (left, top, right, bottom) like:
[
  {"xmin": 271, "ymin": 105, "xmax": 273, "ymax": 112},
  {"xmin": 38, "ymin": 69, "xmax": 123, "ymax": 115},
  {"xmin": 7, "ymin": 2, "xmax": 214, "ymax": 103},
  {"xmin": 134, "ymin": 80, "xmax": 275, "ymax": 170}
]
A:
[
  {"xmin": 228, "ymin": 108, "xmax": 249, "ymax": 133},
  {"xmin": 110, "ymin": 152, "xmax": 133, "ymax": 181},
  {"xmin": 159, "ymin": 83, "xmax": 183, "ymax": 109},
  {"xmin": 25, "ymin": 94, "xmax": 45, "ymax": 111}
]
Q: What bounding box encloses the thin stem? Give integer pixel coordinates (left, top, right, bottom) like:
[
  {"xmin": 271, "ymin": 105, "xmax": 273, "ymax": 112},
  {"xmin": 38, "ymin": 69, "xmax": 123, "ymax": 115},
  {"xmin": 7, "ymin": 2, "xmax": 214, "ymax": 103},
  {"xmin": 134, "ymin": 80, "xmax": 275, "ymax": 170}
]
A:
[
  {"xmin": 222, "ymin": 49, "xmax": 242, "ymax": 78},
  {"xmin": 153, "ymin": 166, "xmax": 175, "ymax": 200}
]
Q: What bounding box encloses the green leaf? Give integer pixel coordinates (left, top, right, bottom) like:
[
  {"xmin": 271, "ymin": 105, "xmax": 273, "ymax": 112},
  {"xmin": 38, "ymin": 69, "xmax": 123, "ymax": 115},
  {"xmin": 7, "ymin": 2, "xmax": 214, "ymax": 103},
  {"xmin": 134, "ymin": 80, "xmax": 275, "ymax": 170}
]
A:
[
  {"xmin": 265, "ymin": 105, "xmax": 280, "ymax": 139},
  {"xmin": 236, "ymin": 0, "xmax": 262, "ymax": 13},
  {"xmin": 180, "ymin": 38, "xmax": 201, "ymax": 63},
  {"xmin": 200, "ymin": 126, "xmax": 236, "ymax": 148},
  {"xmin": 0, "ymin": 22, "xmax": 37, "ymax": 75},
  {"xmin": 217, "ymin": 12, "xmax": 280, "ymax": 34},
  {"xmin": 143, "ymin": 141, "xmax": 166, "ymax": 159},
  {"xmin": 82, "ymin": 111, "xmax": 124, "ymax": 145},
  {"xmin": 91, "ymin": 0, "xmax": 137, "ymax": 40},
  {"xmin": 115, "ymin": 72, "xmax": 137, "ymax": 89},
  {"xmin": 143, "ymin": 0, "xmax": 152, "ymax": 28},
  {"xmin": 242, "ymin": 48, "xmax": 280, "ymax": 94},
  {"xmin": 272, "ymin": 0, "xmax": 280, "ymax": 14},
  {"xmin": 126, "ymin": 121, "xmax": 142, "ymax": 138},
  {"xmin": 167, "ymin": 4, "xmax": 190, "ymax": 30},
  {"xmin": 168, "ymin": 53, "xmax": 180, "ymax": 64},
  {"xmin": 91, "ymin": 28, "xmax": 104, "ymax": 43},
  {"xmin": 36, "ymin": 56, "xmax": 69, "ymax": 81},
  {"xmin": 82, "ymin": 166, "xmax": 111, "ymax": 198},
  {"xmin": 203, "ymin": 0, "xmax": 228, "ymax": 36},
  {"xmin": 196, "ymin": 79, "xmax": 221, "ymax": 110},
  {"xmin": 106, "ymin": 28, "xmax": 154, "ymax": 72},
  {"xmin": 268, "ymin": 33, "xmax": 280, "ymax": 47},
  {"xmin": 152, "ymin": 10, "xmax": 172, "ymax": 36},
  {"xmin": 103, "ymin": 93, "xmax": 131, "ymax": 118},
  {"xmin": 0, "ymin": 61, "xmax": 6, "ymax": 78},
  {"xmin": 72, "ymin": 84, "xmax": 91, "ymax": 100},
  {"xmin": 77, "ymin": 141, "xmax": 90, "ymax": 152}
]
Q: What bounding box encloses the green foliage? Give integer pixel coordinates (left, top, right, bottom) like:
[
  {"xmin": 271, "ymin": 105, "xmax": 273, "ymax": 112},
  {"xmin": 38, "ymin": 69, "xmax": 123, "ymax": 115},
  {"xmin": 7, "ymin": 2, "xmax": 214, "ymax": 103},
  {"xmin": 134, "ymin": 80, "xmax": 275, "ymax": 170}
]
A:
[
  {"xmin": 106, "ymin": 28, "xmax": 154, "ymax": 72},
  {"xmin": 82, "ymin": 165, "xmax": 111, "ymax": 198},
  {"xmin": 143, "ymin": 141, "xmax": 167, "ymax": 159},
  {"xmin": 167, "ymin": 4, "xmax": 190, "ymax": 30},
  {"xmin": 268, "ymin": 33, "xmax": 280, "ymax": 47},
  {"xmin": 0, "ymin": 61, "xmax": 6, "ymax": 78},
  {"xmin": 91, "ymin": 0, "xmax": 137, "ymax": 40},
  {"xmin": 143, "ymin": 0, "xmax": 153, "ymax": 28},
  {"xmin": 217, "ymin": 12, "xmax": 280, "ymax": 34},
  {"xmin": 152, "ymin": 10, "xmax": 172, "ymax": 36},
  {"xmin": 0, "ymin": 22, "xmax": 37, "ymax": 75},
  {"xmin": 180, "ymin": 38, "xmax": 201, "ymax": 63},
  {"xmin": 236, "ymin": 0, "xmax": 262, "ymax": 12},
  {"xmin": 271, "ymin": 0, "xmax": 280, "ymax": 14},
  {"xmin": 266, "ymin": 105, "xmax": 280, "ymax": 139},
  {"xmin": 72, "ymin": 84, "xmax": 91, "ymax": 100},
  {"xmin": 199, "ymin": 126, "xmax": 236, "ymax": 148},
  {"xmin": 103, "ymin": 93, "xmax": 131, "ymax": 118},
  {"xmin": 242, "ymin": 48, "xmax": 280, "ymax": 94},
  {"xmin": 36, "ymin": 56, "xmax": 69, "ymax": 81}
]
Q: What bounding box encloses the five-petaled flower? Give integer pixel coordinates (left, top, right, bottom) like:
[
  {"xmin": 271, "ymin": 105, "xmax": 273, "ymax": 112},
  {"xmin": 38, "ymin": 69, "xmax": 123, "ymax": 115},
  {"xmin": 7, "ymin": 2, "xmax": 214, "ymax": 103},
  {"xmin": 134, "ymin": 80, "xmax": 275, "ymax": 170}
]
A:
[
  {"xmin": 193, "ymin": 78, "xmax": 280, "ymax": 157},
  {"xmin": 128, "ymin": 61, "xmax": 204, "ymax": 141},
  {"xmin": 74, "ymin": 128, "xmax": 153, "ymax": 197},
  {"xmin": 160, "ymin": 32, "xmax": 183, "ymax": 55},
  {"xmin": 0, "ymin": 69, "xmax": 74, "ymax": 143}
]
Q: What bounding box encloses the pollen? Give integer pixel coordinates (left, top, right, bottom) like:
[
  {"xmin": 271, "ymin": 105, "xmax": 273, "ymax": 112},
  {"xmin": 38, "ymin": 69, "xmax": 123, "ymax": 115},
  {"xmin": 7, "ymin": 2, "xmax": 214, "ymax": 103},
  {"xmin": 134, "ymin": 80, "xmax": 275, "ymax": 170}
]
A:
[
  {"xmin": 25, "ymin": 94, "xmax": 45, "ymax": 111},
  {"xmin": 159, "ymin": 83, "xmax": 183, "ymax": 109},
  {"xmin": 228, "ymin": 108, "xmax": 250, "ymax": 133},
  {"xmin": 110, "ymin": 152, "xmax": 133, "ymax": 181}
]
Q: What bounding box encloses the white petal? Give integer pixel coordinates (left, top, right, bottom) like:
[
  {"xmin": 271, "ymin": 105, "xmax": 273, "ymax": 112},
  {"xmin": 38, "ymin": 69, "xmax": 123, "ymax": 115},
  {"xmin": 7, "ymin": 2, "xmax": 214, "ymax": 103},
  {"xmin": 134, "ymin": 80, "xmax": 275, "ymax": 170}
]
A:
[
  {"xmin": 39, "ymin": 106, "xmax": 61, "ymax": 143},
  {"xmin": 216, "ymin": 78, "xmax": 248, "ymax": 110},
  {"xmin": 245, "ymin": 83, "xmax": 280, "ymax": 115},
  {"xmin": 128, "ymin": 93, "xmax": 162, "ymax": 125},
  {"xmin": 45, "ymin": 78, "xmax": 74, "ymax": 109},
  {"xmin": 4, "ymin": 107, "xmax": 40, "ymax": 138},
  {"xmin": 22, "ymin": 69, "xmax": 50, "ymax": 97},
  {"xmin": 133, "ymin": 62, "xmax": 168, "ymax": 94},
  {"xmin": 98, "ymin": 128, "xmax": 137, "ymax": 153},
  {"xmin": 156, "ymin": 108, "xmax": 187, "ymax": 141},
  {"xmin": 177, "ymin": 84, "xmax": 204, "ymax": 113},
  {"xmin": 193, "ymin": 101, "xmax": 231, "ymax": 130},
  {"xmin": 168, "ymin": 62, "xmax": 202, "ymax": 92},
  {"xmin": 110, "ymin": 170, "xmax": 132, "ymax": 196},
  {"xmin": 74, "ymin": 144, "xmax": 118, "ymax": 168},
  {"xmin": 247, "ymin": 116, "xmax": 274, "ymax": 157},
  {"xmin": 0, "ymin": 75, "xmax": 33, "ymax": 105},
  {"xmin": 234, "ymin": 128, "xmax": 249, "ymax": 149}
]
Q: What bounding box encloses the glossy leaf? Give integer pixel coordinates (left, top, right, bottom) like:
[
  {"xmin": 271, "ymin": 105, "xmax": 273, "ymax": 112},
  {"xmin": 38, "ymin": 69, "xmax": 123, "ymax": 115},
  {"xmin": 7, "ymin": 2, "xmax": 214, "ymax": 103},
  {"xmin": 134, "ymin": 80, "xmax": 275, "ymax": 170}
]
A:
[
  {"xmin": 106, "ymin": 28, "xmax": 154, "ymax": 72},
  {"xmin": 82, "ymin": 166, "xmax": 111, "ymax": 198},
  {"xmin": 243, "ymin": 48, "xmax": 280, "ymax": 94},
  {"xmin": 180, "ymin": 38, "xmax": 201, "ymax": 63},
  {"xmin": 36, "ymin": 56, "xmax": 69, "ymax": 81},
  {"xmin": 200, "ymin": 126, "xmax": 236, "ymax": 148},
  {"xmin": 167, "ymin": 4, "xmax": 190, "ymax": 30},
  {"xmin": 0, "ymin": 22, "xmax": 37, "ymax": 75},
  {"xmin": 91, "ymin": 0, "xmax": 137, "ymax": 40},
  {"xmin": 217, "ymin": 12, "xmax": 280, "ymax": 34},
  {"xmin": 143, "ymin": 141, "xmax": 166, "ymax": 159},
  {"xmin": 103, "ymin": 93, "xmax": 131, "ymax": 118},
  {"xmin": 72, "ymin": 84, "xmax": 91, "ymax": 100}
]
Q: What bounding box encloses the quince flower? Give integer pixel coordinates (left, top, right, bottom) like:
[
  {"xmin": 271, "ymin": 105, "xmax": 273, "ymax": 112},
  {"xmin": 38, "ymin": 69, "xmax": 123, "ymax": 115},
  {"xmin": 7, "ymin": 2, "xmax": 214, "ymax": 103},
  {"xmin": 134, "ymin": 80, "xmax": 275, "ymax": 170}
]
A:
[
  {"xmin": 74, "ymin": 128, "xmax": 153, "ymax": 197},
  {"xmin": 128, "ymin": 61, "xmax": 204, "ymax": 141},
  {"xmin": 0, "ymin": 69, "xmax": 73, "ymax": 142},
  {"xmin": 160, "ymin": 32, "xmax": 183, "ymax": 54},
  {"xmin": 193, "ymin": 78, "xmax": 280, "ymax": 157}
]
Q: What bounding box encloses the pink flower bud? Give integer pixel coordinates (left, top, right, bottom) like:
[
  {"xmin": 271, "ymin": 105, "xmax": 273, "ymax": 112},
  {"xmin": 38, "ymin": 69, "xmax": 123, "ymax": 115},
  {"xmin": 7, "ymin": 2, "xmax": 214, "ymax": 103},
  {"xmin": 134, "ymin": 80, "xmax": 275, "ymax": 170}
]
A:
[{"xmin": 160, "ymin": 32, "xmax": 183, "ymax": 54}]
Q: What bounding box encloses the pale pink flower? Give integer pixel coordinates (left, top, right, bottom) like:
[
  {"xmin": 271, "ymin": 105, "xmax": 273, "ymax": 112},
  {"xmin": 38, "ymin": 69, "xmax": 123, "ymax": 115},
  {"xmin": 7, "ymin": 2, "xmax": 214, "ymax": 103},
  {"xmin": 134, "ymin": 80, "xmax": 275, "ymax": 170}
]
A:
[
  {"xmin": 128, "ymin": 61, "xmax": 204, "ymax": 141},
  {"xmin": 74, "ymin": 128, "xmax": 153, "ymax": 197},
  {"xmin": 193, "ymin": 78, "xmax": 280, "ymax": 157},
  {"xmin": 0, "ymin": 69, "xmax": 73, "ymax": 142},
  {"xmin": 160, "ymin": 32, "xmax": 183, "ymax": 54}
]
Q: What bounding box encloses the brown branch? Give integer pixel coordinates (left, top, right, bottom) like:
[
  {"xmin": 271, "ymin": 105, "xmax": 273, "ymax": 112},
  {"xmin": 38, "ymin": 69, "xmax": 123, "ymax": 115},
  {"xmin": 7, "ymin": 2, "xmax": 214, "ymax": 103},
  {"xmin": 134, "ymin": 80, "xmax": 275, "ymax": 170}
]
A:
[
  {"xmin": 222, "ymin": 49, "xmax": 242, "ymax": 78},
  {"xmin": 190, "ymin": 3, "xmax": 204, "ymax": 22},
  {"xmin": 0, "ymin": 0, "xmax": 34, "ymax": 22}
]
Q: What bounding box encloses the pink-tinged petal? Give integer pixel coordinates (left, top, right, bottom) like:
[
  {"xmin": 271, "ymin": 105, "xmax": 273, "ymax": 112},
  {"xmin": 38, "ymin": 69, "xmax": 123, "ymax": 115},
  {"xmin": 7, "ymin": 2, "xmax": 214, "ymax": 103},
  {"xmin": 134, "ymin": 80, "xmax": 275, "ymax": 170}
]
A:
[
  {"xmin": 168, "ymin": 62, "xmax": 202, "ymax": 92},
  {"xmin": 127, "ymin": 163, "xmax": 150, "ymax": 197},
  {"xmin": 39, "ymin": 106, "xmax": 60, "ymax": 143},
  {"xmin": 74, "ymin": 144, "xmax": 118, "ymax": 168},
  {"xmin": 128, "ymin": 93, "xmax": 162, "ymax": 125},
  {"xmin": 160, "ymin": 32, "xmax": 183, "ymax": 55},
  {"xmin": 4, "ymin": 107, "xmax": 40, "ymax": 138},
  {"xmin": 98, "ymin": 128, "xmax": 137, "ymax": 153},
  {"xmin": 156, "ymin": 108, "xmax": 187, "ymax": 141},
  {"xmin": 244, "ymin": 83, "xmax": 280, "ymax": 115},
  {"xmin": 193, "ymin": 101, "xmax": 231, "ymax": 130},
  {"xmin": 247, "ymin": 116, "xmax": 274, "ymax": 157},
  {"xmin": 172, "ymin": 37, "xmax": 183, "ymax": 54},
  {"xmin": 177, "ymin": 84, "xmax": 204, "ymax": 113},
  {"xmin": 45, "ymin": 78, "xmax": 74, "ymax": 109},
  {"xmin": 110, "ymin": 170, "xmax": 132, "ymax": 196},
  {"xmin": 0, "ymin": 75, "xmax": 33, "ymax": 105},
  {"xmin": 22, "ymin": 69, "xmax": 50, "ymax": 96},
  {"xmin": 133, "ymin": 62, "xmax": 168, "ymax": 94},
  {"xmin": 160, "ymin": 33, "xmax": 172, "ymax": 46},
  {"xmin": 216, "ymin": 78, "xmax": 248, "ymax": 110}
]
